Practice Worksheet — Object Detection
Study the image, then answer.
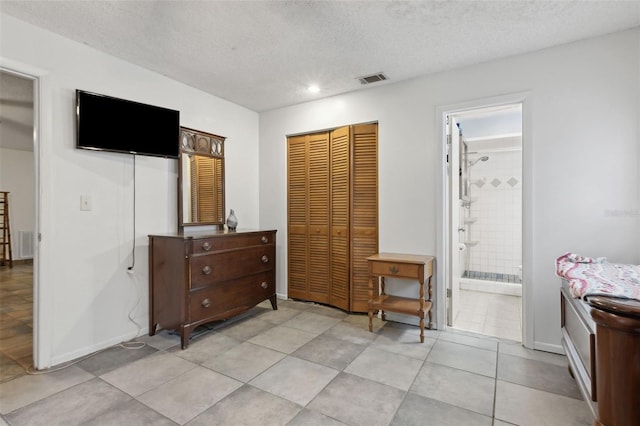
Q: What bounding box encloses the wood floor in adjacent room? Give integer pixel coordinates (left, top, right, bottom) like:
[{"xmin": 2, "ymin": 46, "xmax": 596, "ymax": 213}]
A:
[{"xmin": 0, "ymin": 261, "xmax": 33, "ymax": 383}]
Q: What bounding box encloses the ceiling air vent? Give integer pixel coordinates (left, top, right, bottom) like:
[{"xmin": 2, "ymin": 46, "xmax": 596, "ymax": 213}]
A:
[{"xmin": 358, "ymin": 73, "xmax": 388, "ymax": 85}]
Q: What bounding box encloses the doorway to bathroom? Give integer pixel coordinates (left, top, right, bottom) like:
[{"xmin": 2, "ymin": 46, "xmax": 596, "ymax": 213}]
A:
[{"xmin": 446, "ymin": 103, "xmax": 523, "ymax": 342}]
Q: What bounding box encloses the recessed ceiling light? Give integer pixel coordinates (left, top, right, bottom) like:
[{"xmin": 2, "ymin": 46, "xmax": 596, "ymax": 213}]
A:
[{"xmin": 308, "ymin": 85, "xmax": 320, "ymax": 93}]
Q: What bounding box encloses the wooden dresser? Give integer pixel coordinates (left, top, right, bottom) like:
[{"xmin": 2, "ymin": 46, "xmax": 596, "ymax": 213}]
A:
[{"xmin": 148, "ymin": 229, "xmax": 277, "ymax": 349}]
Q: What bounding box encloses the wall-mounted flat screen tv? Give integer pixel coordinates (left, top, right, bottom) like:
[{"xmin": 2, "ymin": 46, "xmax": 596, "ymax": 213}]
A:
[{"xmin": 76, "ymin": 89, "xmax": 180, "ymax": 159}]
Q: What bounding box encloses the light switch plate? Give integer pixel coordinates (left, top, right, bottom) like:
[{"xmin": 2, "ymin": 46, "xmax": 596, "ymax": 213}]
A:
[{"xmin": 80, "ymin": 195, "xmax": 92, "ymax": 211}]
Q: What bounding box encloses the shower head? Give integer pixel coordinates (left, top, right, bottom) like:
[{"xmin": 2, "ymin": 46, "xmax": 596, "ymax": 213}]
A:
[{"xmin": 468, "ymin": 156, "xmax": 489, "ymax": 168}]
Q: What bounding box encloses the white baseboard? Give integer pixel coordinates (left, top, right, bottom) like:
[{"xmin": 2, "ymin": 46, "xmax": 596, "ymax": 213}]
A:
[
  {"xmin": 48, "ymin": 328, "xmax": 148, "ymax": 368},
  {"xmin": 533, "ymin": 341, "xmax": 564, "ymax": 355}
]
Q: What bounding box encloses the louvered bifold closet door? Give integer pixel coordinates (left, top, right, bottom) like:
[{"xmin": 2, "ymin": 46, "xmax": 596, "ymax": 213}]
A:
[
  {"xmin": 287, "ymin": 135, "xmax": 309, "ymax": 300},
  {"xmin": 307, "ymin": 132, "xmax": 331, "ymax": 302},
  {"xmin": 329, "ymin": 126, "xmax": 350, "ymax": 310},
  {"xmin": 214, "ymin": 158, "xmax": 224, "ymax": 223},
  {"xmin": 190, "ymin": 156, "xmax": 198, "ymax": 222},
  {"xmin": 350, "ymin": 123, "xmax": 379, "ymax": 312},
  {"xmin": 195, "ymin": 156, "xmax": 216, "ymax": 222}
]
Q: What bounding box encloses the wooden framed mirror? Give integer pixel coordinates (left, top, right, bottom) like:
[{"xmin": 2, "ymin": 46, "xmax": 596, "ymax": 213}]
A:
[{"xmin": 178, "ymin": 126, "xmax": 226, "ymax": 229}]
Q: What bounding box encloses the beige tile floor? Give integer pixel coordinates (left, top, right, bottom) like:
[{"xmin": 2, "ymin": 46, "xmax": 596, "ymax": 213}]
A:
[
  {"xmin": 0, "ymin": 298, "xmax": 591, "ymax": 425},
  {"xmin": 453, "ymin": 289, "xmax": 522, "ymax": 341}
]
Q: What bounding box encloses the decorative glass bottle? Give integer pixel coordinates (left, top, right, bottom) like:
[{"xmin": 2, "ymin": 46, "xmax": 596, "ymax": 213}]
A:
[{"xmin": 226, "ymin": 209, "xmax": 238, "ymax": 231}]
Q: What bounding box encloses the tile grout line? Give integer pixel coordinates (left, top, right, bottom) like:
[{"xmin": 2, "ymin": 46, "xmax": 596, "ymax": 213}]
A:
[{"xmin": 492, "ymin": 342, "xmax": 500, "ymax": 424}]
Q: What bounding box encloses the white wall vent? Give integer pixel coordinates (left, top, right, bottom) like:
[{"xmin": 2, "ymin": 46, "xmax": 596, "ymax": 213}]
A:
[
  {"xmin": 358, "ymin": 73, "xmax": 388, "ymax": 85},
  {"xmin": 19, "ymin": 231, "xmax": 34, "ymax": 259}
]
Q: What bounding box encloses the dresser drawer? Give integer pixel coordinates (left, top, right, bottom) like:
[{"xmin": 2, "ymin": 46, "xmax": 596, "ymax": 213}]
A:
[
  {"xmin": 189, "ymin": 271, "xmax": 275, "ymax": 322},
  {"xmin": 191, "ymin": 245, "xmax": 275, "ymax": 289},
  {"xmin": 370, "ymin": 261, "xmax": 421, "ymax": 279},
  {"xmin": 192, "ymin": 232, "xmax": 274, "ymax": 254}
]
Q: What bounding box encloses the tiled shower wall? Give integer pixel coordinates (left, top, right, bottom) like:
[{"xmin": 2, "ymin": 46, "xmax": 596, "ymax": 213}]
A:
[{"xmin": 466, "ymin": 149, "xmax": 522, "ymax": 278}]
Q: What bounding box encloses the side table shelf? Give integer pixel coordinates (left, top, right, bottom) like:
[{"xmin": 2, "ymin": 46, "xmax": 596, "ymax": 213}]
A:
[{"xmin": 367, "ymin": 253, "xmax": 434, "ymax": 343}]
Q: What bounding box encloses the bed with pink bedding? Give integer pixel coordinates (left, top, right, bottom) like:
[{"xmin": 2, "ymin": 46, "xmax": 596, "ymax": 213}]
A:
[{"xmin": 556, "ymin": 252, "xmax": 640, "ymax": 425}]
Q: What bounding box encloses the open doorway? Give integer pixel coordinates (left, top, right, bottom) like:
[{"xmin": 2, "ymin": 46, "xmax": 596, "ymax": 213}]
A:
[
  {"xmin": 446, "ymin": 104, "xmax": 523, "ymax": 342},
  {"xmin": 0, "ymin": 69, "xmax": 36, "ymax": 380}
]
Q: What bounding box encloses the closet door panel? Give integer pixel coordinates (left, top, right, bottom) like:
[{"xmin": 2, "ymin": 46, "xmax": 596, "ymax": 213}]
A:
[
  {"xmin": 329, "ymin": 126, "xmax": 351, "ymax": 310},
  {"xmin": 350, "ymin": 124, "xmax": 379, "ymax": 312},
  {"xmin": 307, "ymin": 133, "xmax": 330, "ymax": 300},
  {"xmin": 287, "ymin": 135, "xmax": 309, "ymax": 299}
]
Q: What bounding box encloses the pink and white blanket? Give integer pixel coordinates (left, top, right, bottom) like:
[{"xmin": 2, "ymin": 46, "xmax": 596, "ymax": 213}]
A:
[{"xmin": 556, "ymin": 252, "xmax": 640, "ymax": 301}]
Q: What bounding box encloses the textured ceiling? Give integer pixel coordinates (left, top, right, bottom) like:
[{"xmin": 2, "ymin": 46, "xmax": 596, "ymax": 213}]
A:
[{"xmin": 1, "ymin": 1, "xmax": 639, "ymax": 112}]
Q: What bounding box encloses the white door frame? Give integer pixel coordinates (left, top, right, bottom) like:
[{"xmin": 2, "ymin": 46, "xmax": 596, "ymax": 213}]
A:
[
  {"xmin": 435, "ymin": 91, "xmax": 533, "ymax": 348},
  {"xmin": 1, "ymin": 58, "xmax": 53, "ymax": 368}
]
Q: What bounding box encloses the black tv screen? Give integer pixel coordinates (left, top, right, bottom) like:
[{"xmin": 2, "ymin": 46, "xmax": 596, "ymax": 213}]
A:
[{"xmin": 76, "ymin": 90, "xmax": 180, "ymax": 158}]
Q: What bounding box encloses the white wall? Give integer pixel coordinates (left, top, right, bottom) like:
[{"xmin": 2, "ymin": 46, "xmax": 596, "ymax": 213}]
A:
[
  {"xmin": 1, "ymin": 15, "xmax": 260, "ymax": 366},
  {"xmin": 0, "ymin": 148, "xmax": 35, "ymax": 259},
  {"xmin": 260, "ymin": 28, "xmax": 640, "ymax": 351}
]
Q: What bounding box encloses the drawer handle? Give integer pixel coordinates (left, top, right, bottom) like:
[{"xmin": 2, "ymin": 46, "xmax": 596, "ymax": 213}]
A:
[
  {"xmin": 261, "ymin": 255, "xmax": 269, "ymax": 264},
  {"xmin": 261, "ymin": 235, "xmax": 269, "ymax": 244},
  {"xmin": 202, "ymin": 265, "xmax": 212, "ymax": 275},
  {"xmin": 201, "ymin": 298, "xmax": 211, "ymax": 308},
  {"xmin": 260, "ymin": 281, "xmax": 268, "ymax": 289},
  {"xmin": 389, "ymin": 265, "xmax": 399, "ymax": 275},
  {"xmin": 202, "ymin": 242, "xmax": 211, "ymax": 251}
]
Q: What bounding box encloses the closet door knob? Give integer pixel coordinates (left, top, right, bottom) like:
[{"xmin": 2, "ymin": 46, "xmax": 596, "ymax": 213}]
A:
[
  {"xmin": 202, "ymin": 242, "xmax": 211, "ymax": 251},
  {"xmin": 261, "ymin": 236, "xmax": 269, "ymax": 244},
  {"xmin": 201, "ymin": 298, "xmax": 211, "ymax": 308},
  {"xmin": 260, "ymin": 281, "xmax": 268, "ymax": 289},
  {"xmin": 202, "ymin": 265, "xmax": 212, "ymax": 275},
  {"xmin": 261, "ymin": 255, "xmax": 269, "ymax": 264}
]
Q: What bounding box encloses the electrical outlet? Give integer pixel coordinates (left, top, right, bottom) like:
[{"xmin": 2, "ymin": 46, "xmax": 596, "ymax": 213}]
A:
[{"xmin": 80, "ymin": 195, "xmax": 92, "ymax": 211}]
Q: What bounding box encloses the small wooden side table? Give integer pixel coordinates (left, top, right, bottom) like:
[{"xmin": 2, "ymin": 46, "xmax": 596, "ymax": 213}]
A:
[{"xmin": 367, "ymin": 253, "xmax": 434, "ymax": 343}]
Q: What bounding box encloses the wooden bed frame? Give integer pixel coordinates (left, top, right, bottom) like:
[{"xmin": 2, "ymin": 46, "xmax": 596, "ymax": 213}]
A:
[{"xmin": 560, "ymin": 281, "xmax": 640, "ymax": 426}]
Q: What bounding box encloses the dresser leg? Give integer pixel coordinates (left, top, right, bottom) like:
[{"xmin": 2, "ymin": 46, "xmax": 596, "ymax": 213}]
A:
[
  {"xmin": 419, "ymin": 317, "xmax": 425, "ymax": 343},
  {"xmin": 180, "ymin": 327, "xmax": 189, "ymax": 350},
  {"xmin": 149, "ymin": 322, "xmax": 158, "ymax": 336},
  {"xmin": 368, "ymin": 310, "xmax": 373, "ymax": 332},
  {"xmin": 269, "ymin": 295, "xmax": 278, "ymax": 310}
]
